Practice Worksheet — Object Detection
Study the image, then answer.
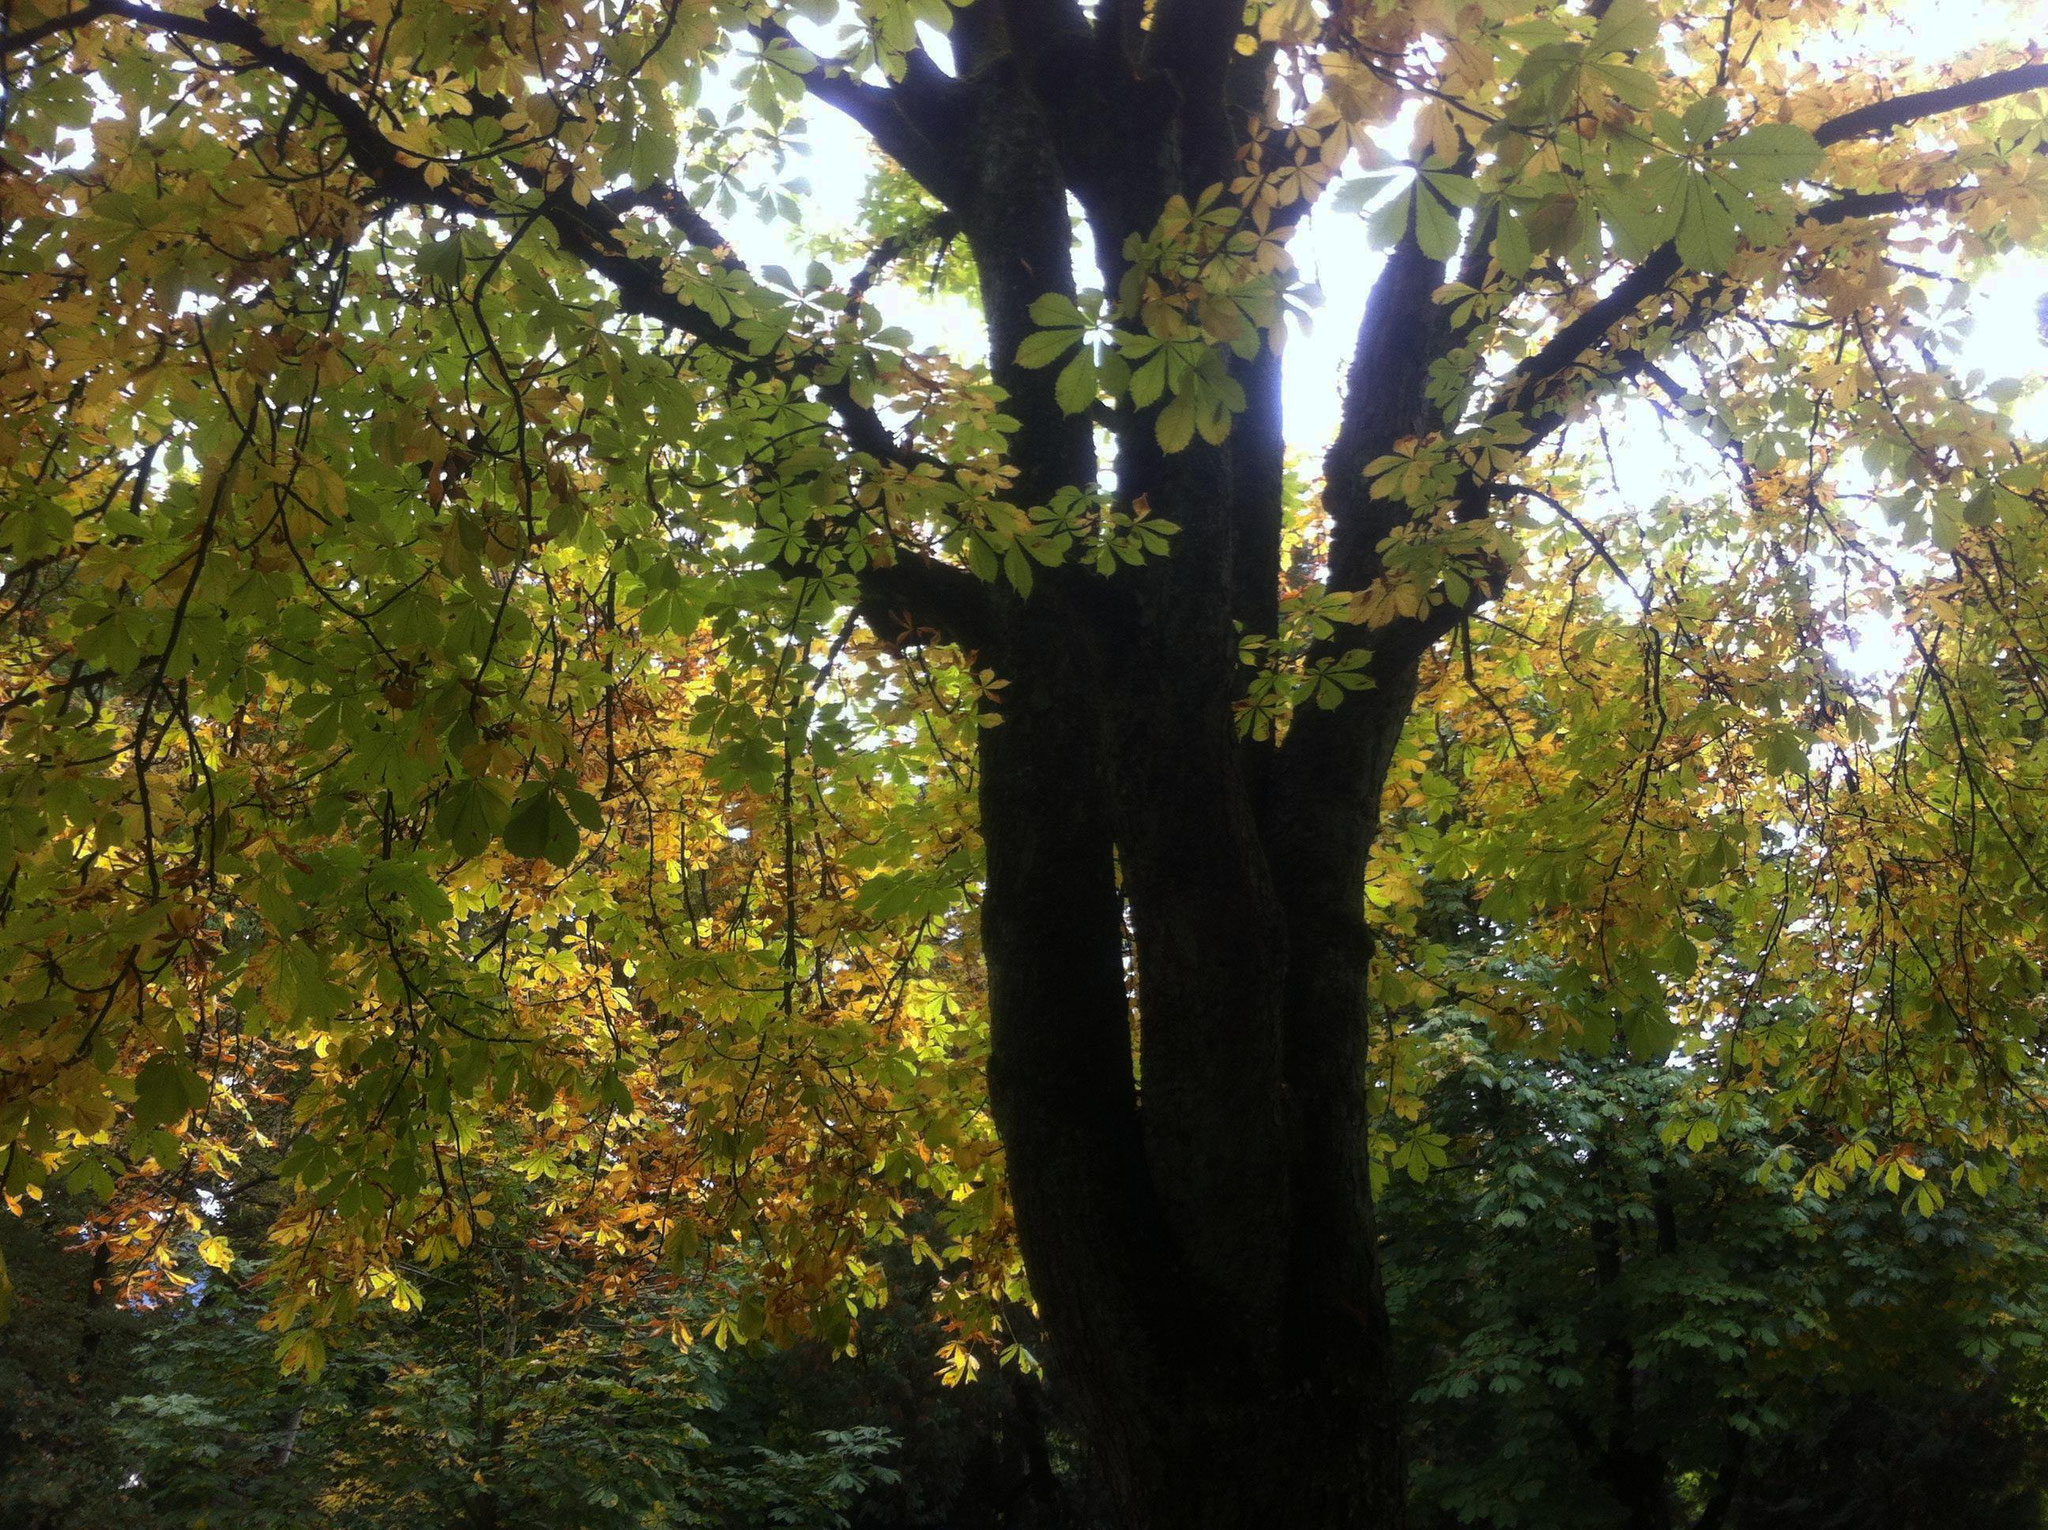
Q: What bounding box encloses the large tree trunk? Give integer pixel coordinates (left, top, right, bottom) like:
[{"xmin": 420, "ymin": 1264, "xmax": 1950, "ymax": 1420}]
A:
[
  {"xmin": 959, "ymin": 211, "xmax": 1455, "ymax": 1530},
  {"xmin": 976, "ymin": 537, "xmax": 1420, "ymax": 1528},
  {"xmin": 839, "ymin": 8, "xmax": 1470, "ymax": 1524},
  {"xmin": 978, "ymin": 661, "xmax": 1415, "ymax": 1527}
]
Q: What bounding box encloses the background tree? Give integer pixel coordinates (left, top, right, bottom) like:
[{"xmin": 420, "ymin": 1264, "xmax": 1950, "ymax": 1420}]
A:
[
  {"xmin": 1380, "ymin": 1015, "xmax": 2048, "ymax": 1530},
  {"xmin": 4, "ymin": 2, "xmax": 2048, "ymax": 1527},
  {"xmin": 0, "ymin": 1178, "xmax": 914, "ymax": 1530},
  {"xmin": 0, "ymin": 1194, "xmax": 138, "ymax": 1530}
]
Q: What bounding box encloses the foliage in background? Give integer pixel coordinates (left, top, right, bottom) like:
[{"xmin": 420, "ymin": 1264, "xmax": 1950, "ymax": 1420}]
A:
[
  {"xmin": 1382, "ymin": 1018, "xmax": 2048, "ymax": 1529},
  {"xmin": 0, "ymin": 1177, "xmax": 1093, "ymax": 1530}
]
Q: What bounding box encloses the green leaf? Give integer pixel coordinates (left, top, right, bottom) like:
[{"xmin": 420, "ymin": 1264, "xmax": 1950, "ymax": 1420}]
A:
[
  {"xmin": 1155, "ymin": 393, "xmax": 1196, "ymax": 454},
  {"xmin": 1367, "ymin": 185, "xmax": 1415, "ymax": 251},
  {"xmin": 1416, "ymin": 188, "xmax": 1463, "ymax": 260},
  {"xmin": 133, "ymin": 1053, "xmax": 205, "ymax": 1132},
  {"xmin": 1681, "ymin": 94, "xmax": 1730, "ymax": 143},
  {"xmin": 1492, "ymin": 211, "xmax": 1532, "ymax": 277},
  {"xmin": 735, "ymin": 1291, "xmax": 767, "ymax": 1343},
  {"xmin": 1674, "ymin": 174, "xmax": 1736, "ymax": 272},
  {"xmin": 1622, "ymin": 1003, "xmax": 1671, "ymax": 1065},
  {"xmin": 1015, "ymin": 327, "xmax": 1082, "ymax": 369},
  {"xmin": 963, "ymin": 532, "xmax": 998, "ymax": 582},
  {"xmin": 1003, "ymin": 542, "xmax": 1035, "ymax": 597},
  {"xmin": 1027, "ymin": 292, "xmax": 1087, "ymax": 328},
  {"xmin": 434, "ymin": 777, "xmax": 507, "ymax": 858},
  {"xmin": 1584, "ymin": 58, "xmax": 1660, "ymax": 109},
  {"xmin": 418, "ymin": 235, "xmax": 463, "ymax": 286},
  {"xmin": 1720, "ymin": 122, "xmax": 1823, "ymax": 189},
  {"xmin": 1590, "ymin": 0, "xmax": 1660, "ymax": 56},
  {"xmin": 1659, "ymin": 927, "xmax": 1699, "ymax": 981},
  {"xmin": 1129, "ymin": 352, "xmax": 1168, "ymax": 408},
  {"xmin": 662, "ymin": 1220, "xmax": 703, "ymax": 1270},
  {"xmin": 503, "ymin": 786, "xmax": 580, "ymax": 866},
  {"xmin": 1764, "ymin": 727, "xmax": 1811, "ymax": 777},
  {"xmin": 561, "ymin": 783, "xmax": 605, "ymax": 833},
  {"xmin": 1054, "ymin": 349, "xmax": 1097, "ymax": 416},
  {"xmin": 1421, "ymin": 169, "xmax": 1482, "ymax": 209}
]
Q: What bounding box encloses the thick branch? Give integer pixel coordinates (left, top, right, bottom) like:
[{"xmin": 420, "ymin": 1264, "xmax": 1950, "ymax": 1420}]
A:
[
  {"xmin": 989, "ymin": 0, "xmax": 1104, "ymax": 177},
  {"xmin": 1815, "ymin": 60, "xmax": 2048, "ymax": 146},
  {"xmin": 1497, "ymin": 57, "xmax": 2048, "ymax": 420},
  {"xmin": 1322, "ymin": 234, "xmax": 1457, "ymax": 589},
  {"xmin": 1805, "ymin": 186, "xmax": 1952, "ymax": 224},
  {"xmin": 1142, "ymin": 0, "xmax": 1250, "ymax": 99},
  {"xmin": 1275, "ymin": 57, "xmax": 2048, "ymax": 870},
  {"xmin": 0, "ymin": 1, "xmax": 117, "ymax": 56},
  {"xmin": 598, "ymin": 181, "xmax": 745, "ymax": 270},
  {"xmin": 752, "ymin": 16, "xmax": 971, "ymax": 206},
  {"xmin": 1504, "ymin": 246, "xmax": 1687, "ymax": 416},
  {"xmin": 855, "ymin": 550, "xmax": 997, "ymax": 657},
  {"xmin": 999, "ymin": 0, "xmax": 1092, "ymax": 53}
]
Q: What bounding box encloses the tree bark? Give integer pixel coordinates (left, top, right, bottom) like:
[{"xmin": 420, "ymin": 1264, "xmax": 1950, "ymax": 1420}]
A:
[
  {"xmin": 937, "ymin": 8, "xmax": 1426, "ymax": 1526},
  {"xmin": 978, "ymin": 619, "xmax": 1415, "ymax": 1529}
]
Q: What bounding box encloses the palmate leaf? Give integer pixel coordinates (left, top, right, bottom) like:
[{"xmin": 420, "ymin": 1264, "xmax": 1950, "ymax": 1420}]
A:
[
  {"xmin": 1674, "ymin": 172, "xmax": 1738, "ymax": 272},
  {"xmin": 434, "ymin": 777, "xmax": 509, "ymax": 858},
  {"xmin": 1415, "ymin": 186, "xmax": 1464, "ymax": 261},
  {"xmin": 132, "ymin": 1054, "xmax": 207, "ymax": 1132},
  {"xmin": 502, "ymin": 786, "xmax": 581, "ymax": 867},
  {"xmin": 1055, "ymin": 348, "xmax": 1098, "ymax": 415},
  {"xmin": 1015, "ymin": 326, "xmax": 1083, "ymax": 368},
  {"xmin": 1590, "ymin": 0, "xmax": 1661, "ymax": 56},
  {"xmin": 1719, "ymin": 123, "xmax": 1824, "ymax": 190}
]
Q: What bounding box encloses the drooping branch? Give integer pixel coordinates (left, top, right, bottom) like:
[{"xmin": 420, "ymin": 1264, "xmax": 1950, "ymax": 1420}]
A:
[
  {"xmin": 20, "ymin": 1, "xmax": 994, "ymax": 649},
  {"xmin": 1494, "ymin": 60, "xmax": 2048, "ymax": 421},
  {"xmin": 481, "ymin": 190, "xmax": 1000, "ymax": 647}
]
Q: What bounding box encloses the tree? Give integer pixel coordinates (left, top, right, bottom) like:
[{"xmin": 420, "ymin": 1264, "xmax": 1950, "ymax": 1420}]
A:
[
  {"xmin": 3, "ymin": 2, "xmax": 2047, "ymax": 1527},
  {"xmin": 1379, "ymin": 1017, "xmax": 2048, "ymax": 1530},
  {"xmin": 0, "ymin": 1177, "xmax": 908, "ymax": 1529},
  {"xmin": 0, "ymin": 1194, "xmax": 139, "ymax": 1530},
  {"xmin": 103, "ymin": 1183, "xmax": 905, "ymax": 1530}
]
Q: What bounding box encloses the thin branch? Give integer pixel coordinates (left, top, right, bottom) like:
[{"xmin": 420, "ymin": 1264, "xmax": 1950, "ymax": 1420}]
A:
[{"xmin": 848, "ymin": 211, "xmax": 962, "ymax": 303}]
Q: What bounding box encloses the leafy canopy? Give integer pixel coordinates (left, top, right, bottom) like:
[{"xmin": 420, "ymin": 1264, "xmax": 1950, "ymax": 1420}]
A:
[{"xmin": 0, "ymin": 0, "xmax": 2046, "ymax": 1367}]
